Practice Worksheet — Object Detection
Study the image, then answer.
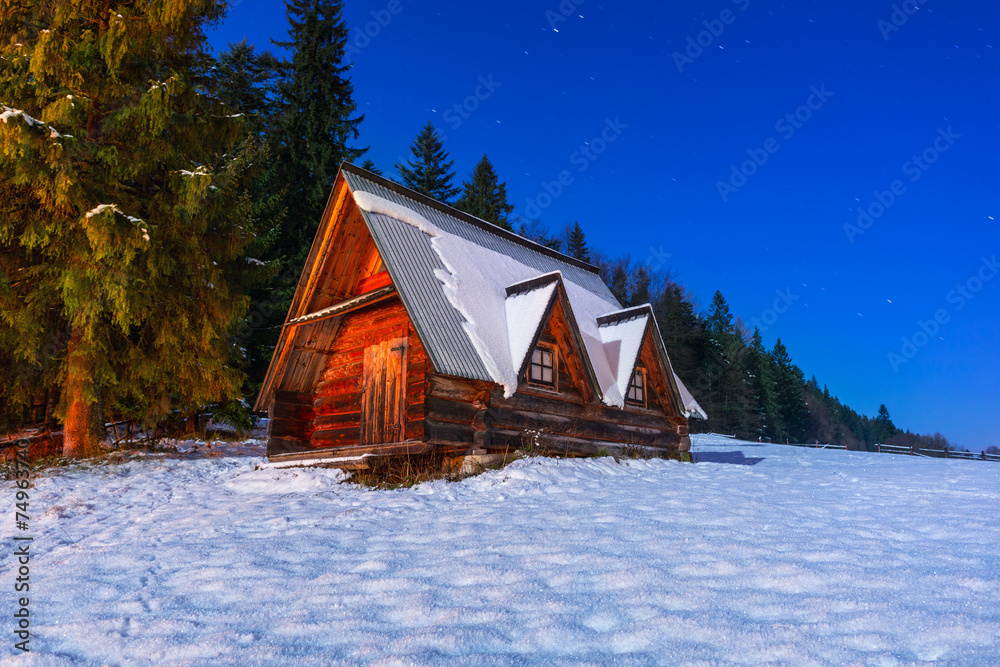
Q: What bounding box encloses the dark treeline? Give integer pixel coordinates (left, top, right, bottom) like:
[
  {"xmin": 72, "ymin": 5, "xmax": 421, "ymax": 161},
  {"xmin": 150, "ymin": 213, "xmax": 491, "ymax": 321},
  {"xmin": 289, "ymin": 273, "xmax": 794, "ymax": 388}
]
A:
[{"xmin": 0, "ymin": 0, "xmax": 959, "ymax": 454}]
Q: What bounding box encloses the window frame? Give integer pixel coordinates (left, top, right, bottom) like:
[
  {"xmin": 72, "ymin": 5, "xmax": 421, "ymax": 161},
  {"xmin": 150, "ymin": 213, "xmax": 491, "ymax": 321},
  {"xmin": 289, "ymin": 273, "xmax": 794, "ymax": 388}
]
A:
[
  {"xmin": 526, "ymin": 341, "xmax": 559, "ymax": 391},
  {"xmin": 625, "ymin": 366, "xmax": 647, "ymax": 408}
]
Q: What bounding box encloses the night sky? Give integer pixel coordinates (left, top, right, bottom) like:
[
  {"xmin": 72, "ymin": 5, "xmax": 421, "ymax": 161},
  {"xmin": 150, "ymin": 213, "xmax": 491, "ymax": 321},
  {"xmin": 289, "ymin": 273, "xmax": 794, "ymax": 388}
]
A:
[{"xmin": 210, "ymin": 0, "xmax": 999, "ymax": 449}]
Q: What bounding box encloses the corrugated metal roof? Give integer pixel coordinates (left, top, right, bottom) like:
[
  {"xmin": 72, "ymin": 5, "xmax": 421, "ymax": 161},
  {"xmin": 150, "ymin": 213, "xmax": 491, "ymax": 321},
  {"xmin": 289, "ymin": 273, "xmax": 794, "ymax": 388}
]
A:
[{"xmin": 343, "ymin": 168, "xmax": 622, "ymax": 382}]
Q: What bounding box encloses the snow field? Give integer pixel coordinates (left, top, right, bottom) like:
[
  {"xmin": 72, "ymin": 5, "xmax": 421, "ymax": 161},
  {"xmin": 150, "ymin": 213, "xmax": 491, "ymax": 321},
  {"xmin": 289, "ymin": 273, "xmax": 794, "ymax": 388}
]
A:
[{"xmin": 2, "ymin": 434, "xmax": 998, "ymax": 665}]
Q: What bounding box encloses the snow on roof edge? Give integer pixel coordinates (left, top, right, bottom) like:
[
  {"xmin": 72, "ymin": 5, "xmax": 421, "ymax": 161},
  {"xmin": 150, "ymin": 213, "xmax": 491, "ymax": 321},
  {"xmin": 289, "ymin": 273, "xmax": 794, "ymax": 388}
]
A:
[{"xmin": 351, "ymin": 186, "xmax": 700, "ymax": 418}]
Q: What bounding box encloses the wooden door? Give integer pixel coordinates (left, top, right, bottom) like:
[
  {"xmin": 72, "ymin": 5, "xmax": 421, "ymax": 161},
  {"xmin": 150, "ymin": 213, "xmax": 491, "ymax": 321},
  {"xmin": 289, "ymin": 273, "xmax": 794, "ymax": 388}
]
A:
[{"xmin": 360, "ymin": 336, "xmax": 407, "ymax": 445}]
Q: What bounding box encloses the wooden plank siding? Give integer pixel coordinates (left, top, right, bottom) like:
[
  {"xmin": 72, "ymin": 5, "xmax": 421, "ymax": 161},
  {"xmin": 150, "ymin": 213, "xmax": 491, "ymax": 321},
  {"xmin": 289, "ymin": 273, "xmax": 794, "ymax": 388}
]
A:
[
  {"xmin": 308, "ymin": 297, "xmax": 427, "ymax": 452},
  {"xmin": 267, "ymin": 391, "xmax": 316, "ymax": 455}
]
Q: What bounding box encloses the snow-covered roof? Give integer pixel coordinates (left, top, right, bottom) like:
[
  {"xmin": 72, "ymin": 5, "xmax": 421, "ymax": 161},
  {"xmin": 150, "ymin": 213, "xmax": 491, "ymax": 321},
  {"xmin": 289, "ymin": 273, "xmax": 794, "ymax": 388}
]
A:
[{"xmin": 342, "ymin": 164, "xmax": 706, "ymax": 419}]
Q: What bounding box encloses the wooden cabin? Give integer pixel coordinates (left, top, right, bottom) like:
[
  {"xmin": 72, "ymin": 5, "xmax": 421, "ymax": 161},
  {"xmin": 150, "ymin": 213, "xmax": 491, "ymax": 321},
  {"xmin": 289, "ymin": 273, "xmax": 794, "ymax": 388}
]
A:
[{"xmin": 254, "ymin": 163, "xmax": 707, "ymax": 466}]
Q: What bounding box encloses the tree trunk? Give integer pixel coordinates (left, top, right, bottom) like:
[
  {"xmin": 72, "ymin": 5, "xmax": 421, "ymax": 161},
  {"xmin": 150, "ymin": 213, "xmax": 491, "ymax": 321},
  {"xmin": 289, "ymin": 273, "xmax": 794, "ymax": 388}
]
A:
[
  {"xmin": 62, "ymin": 328, "xmax": 99, "ymax": 458},
  {"xmin": 185, "ymin": 410, "xmax": 198, "ymax": 435}
]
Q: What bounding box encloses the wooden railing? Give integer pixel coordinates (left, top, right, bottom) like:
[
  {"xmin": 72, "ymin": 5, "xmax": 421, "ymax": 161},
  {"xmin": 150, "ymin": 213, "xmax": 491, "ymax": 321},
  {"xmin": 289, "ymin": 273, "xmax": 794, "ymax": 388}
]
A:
[{"xmin": 785, "ymin": 439, "xmax": 1000, "ymax": 462}]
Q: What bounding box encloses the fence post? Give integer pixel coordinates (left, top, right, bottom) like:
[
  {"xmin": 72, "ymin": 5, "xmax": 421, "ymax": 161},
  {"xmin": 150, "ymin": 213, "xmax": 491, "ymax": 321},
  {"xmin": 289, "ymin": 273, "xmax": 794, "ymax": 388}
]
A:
[
  {"xmin": 909, "ymin": 446, "xmax": 913, "ymax": 456},
  {"xmin": 877, "ymin": 444, "xmax": 881, "ymax": 454}
]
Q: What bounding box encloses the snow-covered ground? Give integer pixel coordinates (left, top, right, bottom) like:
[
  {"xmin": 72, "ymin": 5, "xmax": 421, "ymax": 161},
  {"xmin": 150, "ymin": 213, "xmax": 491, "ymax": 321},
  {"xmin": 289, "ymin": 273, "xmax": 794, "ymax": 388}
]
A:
[{"xmin": 3, "ymin": 434, "xmax": 999, "ymax": 665}]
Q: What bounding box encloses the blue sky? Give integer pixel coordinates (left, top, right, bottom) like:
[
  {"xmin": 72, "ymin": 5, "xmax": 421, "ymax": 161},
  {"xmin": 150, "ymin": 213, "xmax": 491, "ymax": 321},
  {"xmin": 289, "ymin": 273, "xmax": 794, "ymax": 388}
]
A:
[{"xmin": 210, "ymin": 0, "xmax": 999, "ymax": 449}]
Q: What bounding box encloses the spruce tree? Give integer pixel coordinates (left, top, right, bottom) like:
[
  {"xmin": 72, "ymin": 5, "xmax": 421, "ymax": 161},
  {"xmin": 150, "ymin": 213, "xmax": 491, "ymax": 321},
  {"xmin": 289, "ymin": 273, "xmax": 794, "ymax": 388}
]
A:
[
  {"xmin": 706, "ymin": 291, "xmax": 734, "ymax": 335},
  {"xmin": 1, "ymin": 0, "xmax": 256, "ymax": 455},
  {"xmin": 517, "ymin": 220, "xmax": 563, "ymax": 250},
  {"xmin": 699, "ymin": 291, "xmax": 754, "ymax": 435},
  {"xmin": 216, "ymin": 40, "xmax": 281, "ymax": 138},
  {"xmin": 455, "ymin": 154, "xmax": 514, "ymax": 231},
  {"xmin": 360, "ymin": 158, "xmax": 382, "ymax": 175},
  {"xmin": 272, "ymin": 0, "xmax": 365, "ymax": 263},
  {"xmin": 608, "ymin": 261, "xmax": 630, "ymax": 306},
  {"xmin": 769, "ymin": 339, "xmax": 809, "ymax": 442},
  {"xmin": 745, "ymin": 328, "xmax": 780, "ymax": 439},
  {"xmin": 567, "ymin": 222, "xmax": 591, "ymax": 263},
  {"xmin": 628, "ymin": 265, "xmax": 652, "ymax": 307},
  {"xmin": 651, "ymin": 281, "xmax": 705, "ymax": 386},
  {"xmin": 395, "ymin": 122, "xmax": 460, "ymax": 202},
  {"xmin": 874, "ymin": 404, "xmax": 896, "ymax": 444}
]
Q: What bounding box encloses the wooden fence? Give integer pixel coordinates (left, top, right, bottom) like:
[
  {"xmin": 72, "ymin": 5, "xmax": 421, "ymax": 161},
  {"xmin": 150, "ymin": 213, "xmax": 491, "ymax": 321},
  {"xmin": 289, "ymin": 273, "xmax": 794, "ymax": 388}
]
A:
[
  {"xmin": 703, "ymin": 434, "xmax": 1000, "ymax": 463},
  {"xmin": 787, "ymin": 439, "xmax": 1000, "ymax": 462}
]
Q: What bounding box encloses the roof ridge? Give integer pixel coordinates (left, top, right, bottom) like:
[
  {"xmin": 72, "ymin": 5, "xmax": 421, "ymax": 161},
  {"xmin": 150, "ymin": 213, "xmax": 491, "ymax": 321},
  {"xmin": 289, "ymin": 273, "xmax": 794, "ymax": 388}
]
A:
[
  {"xmin": 504, "ymin": 271, "xmax": 563, "ymax": 297},
  {"xmin": 596, "ymin": 304, "xmax": 653, "ymax": 326},
  {"xmin": 341, "ymin": 161, "xmax": 601, "ymax": 275}
]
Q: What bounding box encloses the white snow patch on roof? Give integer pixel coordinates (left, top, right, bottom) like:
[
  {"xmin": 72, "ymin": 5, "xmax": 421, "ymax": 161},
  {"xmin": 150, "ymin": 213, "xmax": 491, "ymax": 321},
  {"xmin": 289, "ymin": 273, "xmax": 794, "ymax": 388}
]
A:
[
  {"xmin": 598, "ymin": 312, "xmax": 649, "ymax": 400},
  {"xmin": 505, "ymin": 280, "xmax": 558, "ymax": 380},
  {"xmin": 354, "ymin": 189, "xmax": 642, "ymax": 406},
  {"xmin": 354, "ymin": 191, "xmax": 439, "ymax": 236},
  {"xmin": 674, "ymin": 373, "xmax": 708, "ymax": 419}
]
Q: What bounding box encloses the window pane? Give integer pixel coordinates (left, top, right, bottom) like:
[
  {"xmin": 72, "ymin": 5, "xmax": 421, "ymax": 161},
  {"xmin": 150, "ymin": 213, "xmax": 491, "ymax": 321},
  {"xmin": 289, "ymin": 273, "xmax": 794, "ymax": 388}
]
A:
[{"xmin": 542, "ymin": 368, "xmax": 552, "ymax": 383}]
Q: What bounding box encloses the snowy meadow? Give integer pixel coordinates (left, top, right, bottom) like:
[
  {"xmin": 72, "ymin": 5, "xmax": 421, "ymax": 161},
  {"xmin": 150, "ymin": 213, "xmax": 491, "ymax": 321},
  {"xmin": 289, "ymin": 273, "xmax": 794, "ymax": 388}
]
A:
[{"xmin": 3, "ymin": 434, "xmax": 999, "ymax": 665}]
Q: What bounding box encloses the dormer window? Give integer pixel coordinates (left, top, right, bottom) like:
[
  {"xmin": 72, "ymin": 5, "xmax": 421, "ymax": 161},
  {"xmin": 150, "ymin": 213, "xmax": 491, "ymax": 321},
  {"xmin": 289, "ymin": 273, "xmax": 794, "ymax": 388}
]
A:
[
  {"xmin": 626, "ymin": 367, "xmax": 646, "ymax": 407},
  {"xmin": 527, "ymin": 342, "xmax": 557, "ymax": 389}
]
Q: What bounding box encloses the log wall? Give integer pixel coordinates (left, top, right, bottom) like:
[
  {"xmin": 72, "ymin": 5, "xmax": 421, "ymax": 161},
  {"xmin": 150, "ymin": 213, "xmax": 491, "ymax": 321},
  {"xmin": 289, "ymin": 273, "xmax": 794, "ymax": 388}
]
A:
[
  {"xmin": 267, "ymin": 296, "xmax": 690, "ymax": 459},
  {"xmin": 423, "ymin": 375, "xmax": 493, "ymax": 451},
  {"xmin": 486, "ymin": 315, "xmax": 688, "ymax": 453},
  {"xmin": 309, "ymin": 297, "xmax": 427, "ymax": 451}
]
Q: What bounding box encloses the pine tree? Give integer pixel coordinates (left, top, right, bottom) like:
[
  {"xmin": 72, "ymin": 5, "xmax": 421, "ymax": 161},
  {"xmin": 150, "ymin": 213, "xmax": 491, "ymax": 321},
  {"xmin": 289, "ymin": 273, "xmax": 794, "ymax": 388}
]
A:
[
  {"xmin": 651, "ymin": 281, "xmax": 705, "ymax": 387},
  {"xmin": 745, "ymin": 328, "xmax": 775, "ymax": 438},
  {"xmin": 216, "ymin": 40, "xmax": 281, "ymax": 138},
  {"xmin": 608, "ymin": 261, "xmax": 630, "ymax": 306},
  {"xmin": 1, "ymin": 0, "xmax": 258, "ymax": 455},
  {"xmin": 701, "ymin": 292, "xmax": 753, "ymax": 435},
  {"xmin": 213, "ymin": 40, "xmax": 288, "ymax": 396},
  {"xmin": 360, "ymin": 158, "xmax": 382, "ymax": 175},
  {"xmin": 395, "ymin": 122, "xmax": 460, "ymax": 202},
  {"xmin": 567, "ymin": 222, "xmax": 591, "ymax": 263},
  {"xmin": 517, "ymin": 220, "xmax": 563, "ymax": 250},
  {"xmin": 706, "ymin": 291, "xmax": 734, "ymax": 335},
  {"xmin": 455, "ymin": 154, "xmax": 514, "ymax": 231},
  {"xmin": 272, "ymin": 0, "xmax": 365, "ymax": 263},
  {"xmin": 769, "ymin": 339, "xmax": 809, "ymax": 442},
  {"xmin": 628, "ymin": 265, "xmax": 652, "ymax": 307},
  {"xmin": 874, "ymin": 404, "xmax": 896, "ymax": 444}
]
